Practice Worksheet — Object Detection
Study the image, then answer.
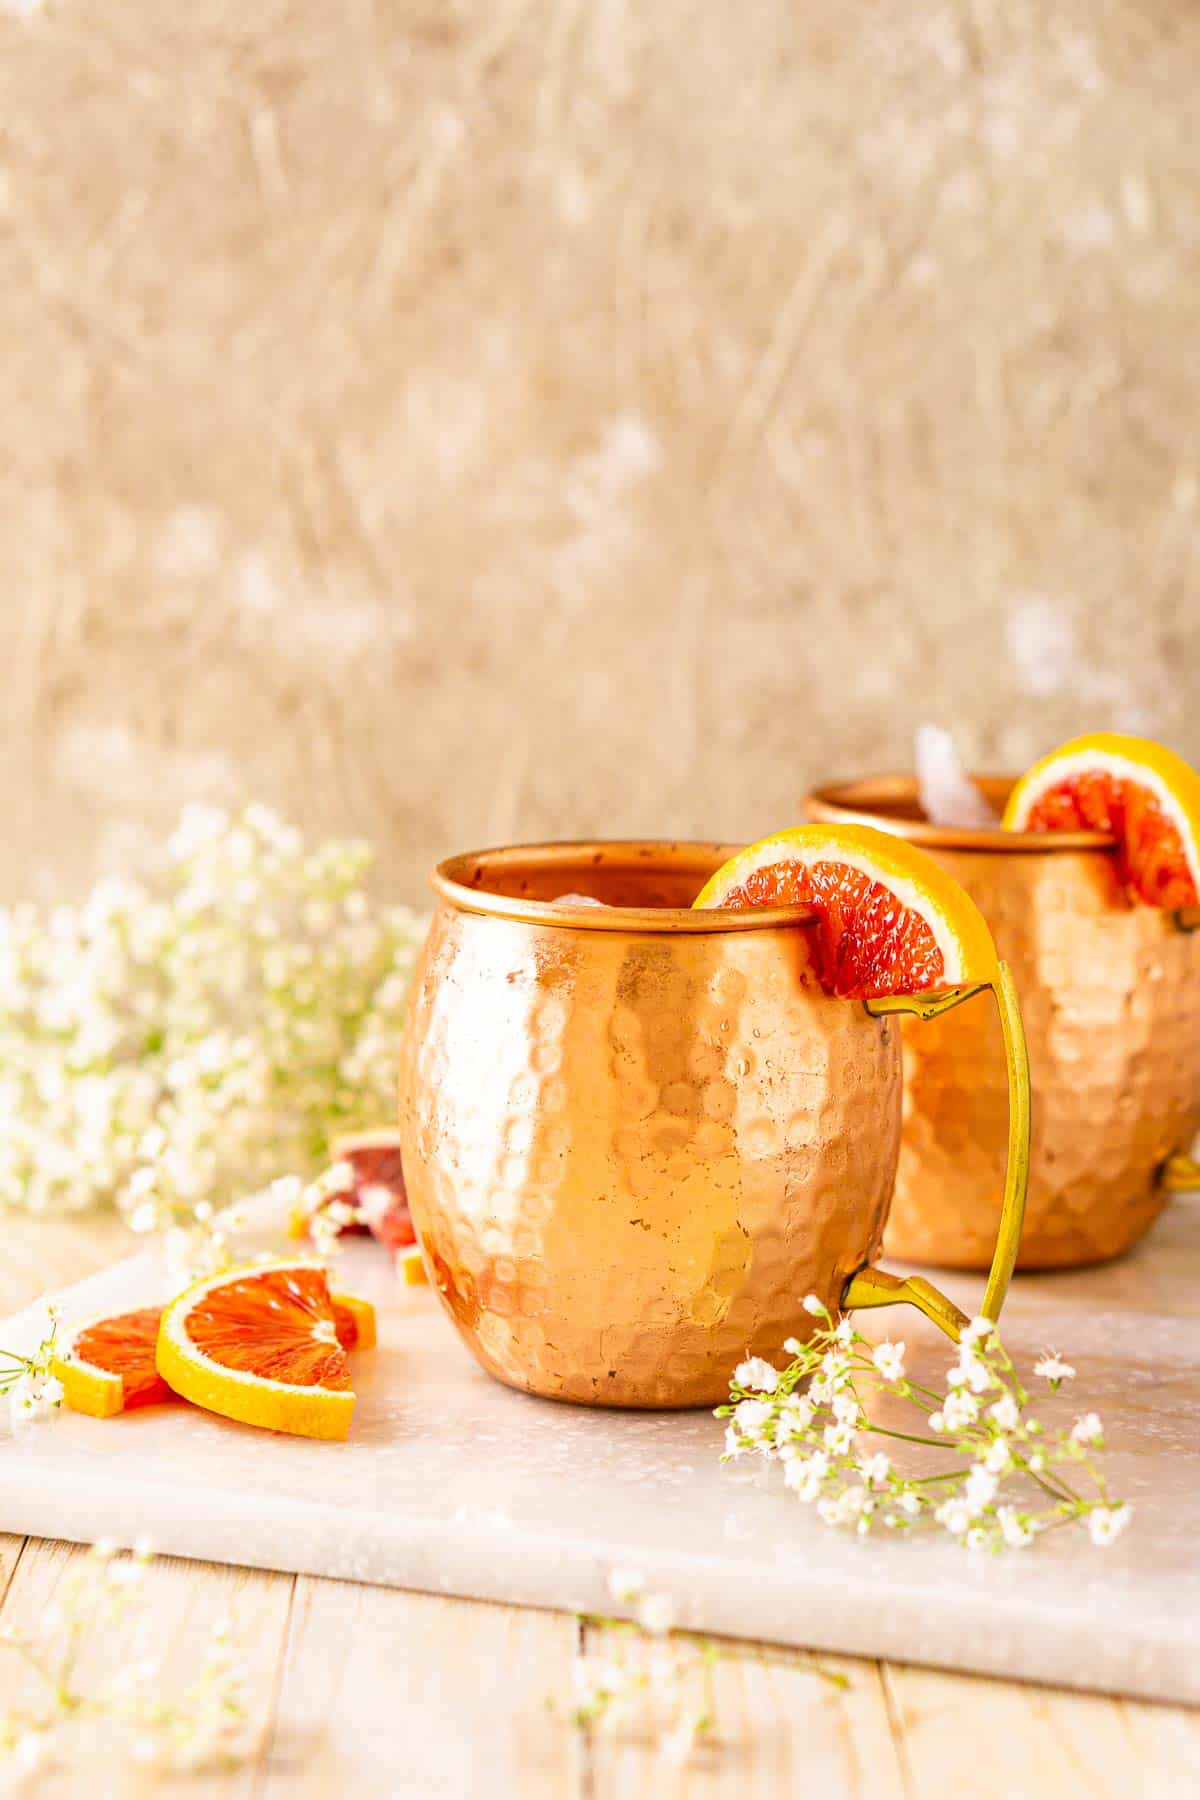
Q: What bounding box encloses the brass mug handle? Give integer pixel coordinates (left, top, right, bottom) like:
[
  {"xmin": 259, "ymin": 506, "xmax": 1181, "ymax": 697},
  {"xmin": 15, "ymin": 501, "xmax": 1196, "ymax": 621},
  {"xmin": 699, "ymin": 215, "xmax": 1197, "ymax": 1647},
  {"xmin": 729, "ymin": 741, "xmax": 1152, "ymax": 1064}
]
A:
[
  {"xmin": 1159, "ymin": 906, "xmax": 1200, "ymax": 1193},
  {"xmin": 840, "ymin": 962, "xmax": 1031, "ymax": 1342},
  {"xmin": 1161, "ymin": 1152, "xmax": 1200, "ymax": 1192}
]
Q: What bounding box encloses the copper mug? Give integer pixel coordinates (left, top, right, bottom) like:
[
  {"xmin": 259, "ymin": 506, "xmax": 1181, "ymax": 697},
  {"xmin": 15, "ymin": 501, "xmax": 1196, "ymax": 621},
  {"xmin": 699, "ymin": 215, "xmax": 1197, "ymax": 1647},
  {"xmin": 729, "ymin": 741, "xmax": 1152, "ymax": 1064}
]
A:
[
  {"xmin": 805, "ymin": 777, "xmax": 1200, "ymax": 1270},
  {"xmin": 397, "ymin": 840, "xmax": 1029, "ymax": 1408}
]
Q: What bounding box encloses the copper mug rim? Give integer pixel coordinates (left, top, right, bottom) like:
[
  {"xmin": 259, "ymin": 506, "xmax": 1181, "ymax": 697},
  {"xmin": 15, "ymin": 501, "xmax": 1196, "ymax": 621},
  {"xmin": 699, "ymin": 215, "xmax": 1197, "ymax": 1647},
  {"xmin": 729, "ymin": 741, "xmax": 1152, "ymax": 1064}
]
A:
[
  {"xmin": 806, "ymin": 773, "xmax": 1115, "ymax": 855},
  {"xmin": 431, "ymin": 839, "xmax": 821, "ymax": 935}
]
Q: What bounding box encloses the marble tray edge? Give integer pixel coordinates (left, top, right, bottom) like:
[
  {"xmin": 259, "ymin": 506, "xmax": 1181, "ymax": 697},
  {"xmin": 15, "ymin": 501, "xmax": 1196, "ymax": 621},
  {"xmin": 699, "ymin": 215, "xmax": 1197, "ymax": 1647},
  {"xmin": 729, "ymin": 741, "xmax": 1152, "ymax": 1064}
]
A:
[{"xmin": 0, "ymin": 1466, "xmax": 1193, "ymax": 1709}]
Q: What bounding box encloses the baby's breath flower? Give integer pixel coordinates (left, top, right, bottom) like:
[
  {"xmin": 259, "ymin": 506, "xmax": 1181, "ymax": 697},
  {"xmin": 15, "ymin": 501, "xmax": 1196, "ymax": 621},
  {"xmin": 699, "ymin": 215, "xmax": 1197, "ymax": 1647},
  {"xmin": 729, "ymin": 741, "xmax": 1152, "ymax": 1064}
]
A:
[
  {"xmin": 732, "ymin": 1398, "xmax": 772, "ymax": 1438},
  {"xmin": 1034, "ymin": 1352, "xmax": 1075, "ymax": 1388},
  {"xmin": 567, "ymin": 1573, "xmax": 728, "ymax": 1761},
  {"xmin": 11, "ymin": 1733, "xmax": 45, "ymax": 1777},
  {"xmin": 935, "ymin": 1496, "xmax": 973, "ymax": 1536},
  {"xmin": 607, "ymin": 1568, "xmax": 644, "ymax": 1604},
  {"xmin": 989, "ymin": 1393, "xmax": 1020, "ymax": 1432},
  {"xmin": 1, "ymin": 1313, "xmax": 64, "ymax": 1429},
  {"xmin": 0, "ymin": 1544, "xmax": 253, "ymax": 1776},
  {"xmin": 660, "ymin": 1707, "xmax": 708, "ymax": 1764},
  {"xmin": 822, "ymin": 1421, "xmax": 855, "ymax": 1455},
  {"xmin": 777, "ymin": 1394, "xmax": 814, "ymax": 1435},
  {"xmin": 733, "ymin": 1357, "xmax": 779, "ymax": 1394},
  {"xmin": 962, "ymin": 1357, "xmax": 992, "ymax": 1394},
  {"xmin": 947, "ymin": 1352, "xmax": 991, "ymax": 1394},
  {"xmin": 941, "ymin": 1388, "xmax": 980, "ymax": 1432},
  {"xmin": 830, "ymin": 1390, "xmax": 860, "ymax": 1427},
  {"xmin": 783, "ymin": 1451, "xmax": 829, "ymax": 1499},
  {"xmin": 982, "ymin": 1437, "xmax": 1013, "ymax": 1474},
  {"xmin": 996, "ymin": 1506, "xmax": 1033, "ymax": 1548},
  {"xmin": 871, "ymin": 1340, "xmax": 905, "ymax": 1381},
  {"xmin": 963, "ymin": 1466, "xmax": 998, "ymax": 1513},
  {"xmin": 0, "ymin": 807, "xmax": 425, "ymax": 1224},
  {"xmin": 637, "ymin": 1594, "xmax": 675, "ymax": 1636},
  {"xmin": 801, "ymin": 1294, "xmax": 827, "ymax": 1316},
  {"xmin": 716, "ymin": 1309, "xmax": 1126, "ymax": 1555},
  {"xmin": 1087, "ymin": 1505, "xmax": 1131, "ymax": 1547}
]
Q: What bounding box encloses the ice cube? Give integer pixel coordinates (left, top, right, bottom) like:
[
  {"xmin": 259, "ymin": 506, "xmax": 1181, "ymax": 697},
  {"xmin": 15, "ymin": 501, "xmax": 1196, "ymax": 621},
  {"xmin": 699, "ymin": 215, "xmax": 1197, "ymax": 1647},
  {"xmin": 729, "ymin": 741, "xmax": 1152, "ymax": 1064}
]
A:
[
  {"xmin": 552, "ymin": 892, "xmax": 608, "ymax": 906},
  {"xmin": 914, "ymin": 725, "xmax": 999, "ymax": 829}
]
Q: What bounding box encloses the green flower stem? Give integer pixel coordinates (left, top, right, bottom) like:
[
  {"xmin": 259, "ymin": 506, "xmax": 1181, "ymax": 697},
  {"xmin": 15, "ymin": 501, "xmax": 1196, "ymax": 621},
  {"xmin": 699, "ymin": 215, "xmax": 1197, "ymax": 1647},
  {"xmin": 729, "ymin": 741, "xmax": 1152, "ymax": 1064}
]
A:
[{"xmin": 859, "ymin": 1424, "xmax": 952, "ymax": 1450}]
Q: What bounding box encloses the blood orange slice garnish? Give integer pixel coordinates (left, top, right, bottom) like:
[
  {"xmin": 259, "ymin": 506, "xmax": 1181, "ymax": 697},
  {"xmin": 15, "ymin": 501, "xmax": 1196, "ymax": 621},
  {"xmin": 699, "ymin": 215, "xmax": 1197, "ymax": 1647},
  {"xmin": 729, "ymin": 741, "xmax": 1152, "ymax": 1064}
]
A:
[
  {"xmin": 1003, "ymin": 732, "xmax": 1200, "ymax": 908},
  {"xmin": 156, "ymin": 1260, "xmax": 376, "ymax": 1440},
  {"xmin": 693, "ymin": 823, "xmax": 999, "ymax": 999},
  {"xmin": 53, "ymin": 1307, "xmax": 175, "ymax": 1418}
]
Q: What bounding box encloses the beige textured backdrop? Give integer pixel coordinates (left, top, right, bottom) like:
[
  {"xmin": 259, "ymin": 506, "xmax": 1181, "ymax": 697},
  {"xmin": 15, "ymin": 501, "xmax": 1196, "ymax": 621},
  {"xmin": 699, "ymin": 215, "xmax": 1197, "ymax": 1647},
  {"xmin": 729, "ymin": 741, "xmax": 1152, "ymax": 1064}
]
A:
[{"xmin": 2, "ymin": 1, "xmax": 1199, "ymax": 906}]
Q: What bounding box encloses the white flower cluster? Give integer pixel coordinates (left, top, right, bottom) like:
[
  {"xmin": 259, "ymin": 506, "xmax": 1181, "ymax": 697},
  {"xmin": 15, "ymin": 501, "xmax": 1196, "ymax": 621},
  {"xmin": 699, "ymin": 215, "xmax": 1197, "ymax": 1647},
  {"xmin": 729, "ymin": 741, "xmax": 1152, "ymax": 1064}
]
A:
[
  {"xmin": 0, "ymin": 1306, "xmax": 63, "ymax": 1431},
  {"xmin": 0, "ymin": 805, "xmax": 426, "ymax": 1223},
  {"xmin": 0, "ymin": 1540, "xmax": 252, "ymax": 1781},
  {"xmin": 569, "ymin": 1570, "xmax": 715, "ymax": 1763},
  {"xmin": 300, "ymin": 1160, "xmax": 362, "ymax": 1259},
  {"xmin": 568, "ymin": 1567, "xmax": 844, "ymax": 1760},
  {"xmin": 719, "ymin": 1300, "xmax": 1131, "ymax": 1553}
]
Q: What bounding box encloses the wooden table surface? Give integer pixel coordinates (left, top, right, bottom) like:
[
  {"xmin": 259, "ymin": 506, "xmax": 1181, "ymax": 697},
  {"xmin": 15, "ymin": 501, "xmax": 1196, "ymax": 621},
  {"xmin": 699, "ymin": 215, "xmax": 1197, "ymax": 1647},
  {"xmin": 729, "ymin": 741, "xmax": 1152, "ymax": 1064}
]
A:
[{"xmin": 3, "ymin": 1217, "xmax": 1198, "ymax": 1799}]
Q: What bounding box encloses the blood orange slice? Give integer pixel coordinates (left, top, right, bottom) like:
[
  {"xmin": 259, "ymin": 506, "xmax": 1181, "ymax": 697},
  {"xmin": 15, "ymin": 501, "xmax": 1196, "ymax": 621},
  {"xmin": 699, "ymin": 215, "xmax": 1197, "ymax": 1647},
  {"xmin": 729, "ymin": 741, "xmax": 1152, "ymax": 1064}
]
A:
[
  {"xmin": 156, "ymin": 1260, "xmax": 376, "ymax": 1440},
  {"xmin": 53, "ymin": 1307, "xmax": 175, "ymax": 1418},
  {"xmin": 55, "ymin": 1286, "xmax": 372, "ymax": 1421},
  {"xmin": 1003, "ymin": 732, "xmax": 1200, "ymax": 908},
  {"xmin": 693, "ymin": 823, "xmax": 999, "ymax": 998}
]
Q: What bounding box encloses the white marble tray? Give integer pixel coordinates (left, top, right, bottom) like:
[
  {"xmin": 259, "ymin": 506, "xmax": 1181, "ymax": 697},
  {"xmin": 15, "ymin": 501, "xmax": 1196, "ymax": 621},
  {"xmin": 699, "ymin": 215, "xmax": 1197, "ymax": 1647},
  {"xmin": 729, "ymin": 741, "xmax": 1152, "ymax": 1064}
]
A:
[{"xmin": 2, "ymin": 1196, "xmax": 1197, "ymax": 1706}]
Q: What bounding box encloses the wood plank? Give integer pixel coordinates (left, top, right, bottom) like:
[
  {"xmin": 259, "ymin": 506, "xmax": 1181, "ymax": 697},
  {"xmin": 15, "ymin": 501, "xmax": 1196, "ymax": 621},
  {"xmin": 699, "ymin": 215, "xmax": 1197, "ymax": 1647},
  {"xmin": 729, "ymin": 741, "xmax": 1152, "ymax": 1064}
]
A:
[
  {"xmin": 0, "ymin": 1536, "xmax": 292, "ymax": 1797},
  {"xmin": 0, "ymin": 1534, "xmax": 25, "ymax": 1603},
  {"xmin": 260, "ymin": 1579, "xmax": 578, "ymax": 1798},
  {"xmin": 586, "ymin": 1629, "xmax": 906, "ymax": 1800},
  {"xmin": 884, "ymin": 1663, "xmax": 1200, "ymax": 1799}
]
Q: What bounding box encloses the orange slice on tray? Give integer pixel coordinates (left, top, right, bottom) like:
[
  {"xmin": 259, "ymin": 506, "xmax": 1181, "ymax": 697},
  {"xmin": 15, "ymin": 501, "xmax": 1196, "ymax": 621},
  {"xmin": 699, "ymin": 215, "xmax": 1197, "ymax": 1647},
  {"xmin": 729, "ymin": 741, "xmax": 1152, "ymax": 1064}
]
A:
[
  {"xmin": 1002, "ymin": 731, "xmax": 1200, "ymax": 908},
  {"xmin": 156, "ymin": 1260, "xmax": 376, "ymax": 1441},
  {"xmin": 55, "ymin": 1284, "xmax": 373, "ymax": 1422},
  {"xmin": 52, "ymin": 1307, "xmax": 175, "ymax": 1418},
  {"xmin": 693, "ymin": 823, "xmax": 999, "ymax": 998}
]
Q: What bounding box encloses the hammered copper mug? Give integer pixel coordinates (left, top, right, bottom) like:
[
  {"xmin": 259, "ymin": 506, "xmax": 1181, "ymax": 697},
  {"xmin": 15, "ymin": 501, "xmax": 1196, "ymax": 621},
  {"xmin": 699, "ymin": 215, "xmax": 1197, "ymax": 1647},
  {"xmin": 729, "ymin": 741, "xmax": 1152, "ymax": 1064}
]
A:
[
  {"xmin": 396, "ymin": 840, "xmax": 1029, "ymax": 1408},
  {"xmin": 806, "ymin": 777, "xmax": 1200, "ymax": 1270}
]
